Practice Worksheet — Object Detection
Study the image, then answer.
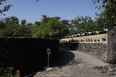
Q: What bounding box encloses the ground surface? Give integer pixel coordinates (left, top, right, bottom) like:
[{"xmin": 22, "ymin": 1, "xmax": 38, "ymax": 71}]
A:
[{"xmin": 27, "ymin": 48, "xmax": 116, "ymax": 77}]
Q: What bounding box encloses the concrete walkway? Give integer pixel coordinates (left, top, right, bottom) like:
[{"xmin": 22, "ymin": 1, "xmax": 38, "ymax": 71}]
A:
[{"xmin": 32, "ymin": 48, "xmax": 116, "ymax": 77}]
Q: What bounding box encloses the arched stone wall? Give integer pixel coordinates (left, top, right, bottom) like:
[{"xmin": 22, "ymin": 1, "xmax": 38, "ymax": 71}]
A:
[{"xmin": 60, "ymin": 34, "xmax": 107, "ymax": 43}]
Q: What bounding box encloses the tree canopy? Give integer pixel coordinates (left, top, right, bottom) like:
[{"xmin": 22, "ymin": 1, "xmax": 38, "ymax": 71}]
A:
[
  {"xmin": 0, "ymin": 15, "xmax": 70, "ymax": 38},
  {"xmin": 32, "ymin": 18, "xmax": 69, "ymax": 39},
  {"xmin": 0, "ymin": 0, "xmax": 111, "ymax": 38},
  {"xmin": 21, "ymin": 19, "xmax": 27, "ymax": 25},
  {"xmin": 92, "ymin": 0, "xmax": 116, "ymax": 27}
]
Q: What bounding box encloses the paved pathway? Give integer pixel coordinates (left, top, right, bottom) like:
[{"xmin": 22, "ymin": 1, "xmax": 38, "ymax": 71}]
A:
[{"xmin": 32, "ymin": 48, "xmax": 116, "ymax": 77}]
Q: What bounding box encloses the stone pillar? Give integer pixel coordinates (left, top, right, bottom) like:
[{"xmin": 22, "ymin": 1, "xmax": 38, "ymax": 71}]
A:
[{"xmin": 107, "ymin": 25, "xmax": 116, "ymax": 63}]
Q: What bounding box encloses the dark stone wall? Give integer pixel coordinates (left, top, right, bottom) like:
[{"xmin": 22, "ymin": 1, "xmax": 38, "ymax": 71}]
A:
[
  {"xmin": 107, "ymin": 26, "xmax": 116, "ymax": 63},
  {"xmin": 0, "ymin": 38, "xmax": 59, "ymax": 76},
  {"xmin": 60, "ymin": 42, "xmax": 107, "ymax": 61}
]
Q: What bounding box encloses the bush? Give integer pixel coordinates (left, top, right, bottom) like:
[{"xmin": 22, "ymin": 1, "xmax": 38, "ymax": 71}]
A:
[{"xmin": 0, "ymin": 67, "xmax": 17, "ymax": 77}]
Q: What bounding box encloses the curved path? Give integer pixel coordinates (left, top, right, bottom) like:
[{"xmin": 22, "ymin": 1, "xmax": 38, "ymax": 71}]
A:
[{"xmin": 32, "ymin": 48, "xmax": 116, "ymax": 77}]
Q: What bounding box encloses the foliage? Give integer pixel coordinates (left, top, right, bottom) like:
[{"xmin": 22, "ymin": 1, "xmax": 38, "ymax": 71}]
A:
[
  {"xmin": 69, "ymin": 14, "xmax": 108, "ymax": 36},
  {"xmin": 0, "ymin": 24, "xmax": 16, "ymax": 36},
  {"xmin": 13, "ymin": 25, "xmax": 32, "ymax": 37},
  {"xmin": 61, "ymin": 19, "xmax": 70, "ymax": 28},
  {"xmin": 0, "ymin": 67, "xmax": 16, "ymax": 77},
  {"xmin": 32, "ymin": 18, "xmax": 69, "ymax": 39},
  {"xmin": 4, "ymin": 16, "xmax": 19, "ymax": 25},
  {"xmin": 0, "ymin": 13, "xmax": 108, "ymax": 38},
  {"xmin": 27, "ymin": 23, "xmax": 33, "ymax": 26},
  {"xmin": 53, "ymin": 16, "xmax": 61, "ymax": 20},
  {"xmin": 41, "ymin": 15, "xmax": 50, "ymax": 23},
  {"xmin": 10, "ymin": 16, "xmax": 19, "ymax": 24},
  {"xmin": 92, "ymin": 0, "xmax": 116, "ymax": 27},
  {"xmin": 0, "ymin": 0, "xmax": 13, "ymax": 15},
  {"xmin": 0, "ymin": 24, "xmax": 32, "ymax": 37},
  {"xmin": 0, "ymin": 21, "xmax": 6, "ymax": 29},
  {"xmin": 21, "ymin": 19, "xmax": 27, "ymax": 25},
  {"xmin": 33, "ymin": 21, "xmax": 41, "ymax": 28},
  {"xmin": 35, "ymin": 21, "xmax": 41, "ymax": 26}
]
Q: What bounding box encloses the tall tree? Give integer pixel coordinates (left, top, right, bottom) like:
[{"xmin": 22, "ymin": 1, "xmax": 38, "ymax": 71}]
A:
[
  {"xmin": 5, "ymin": 17, "xmax": 14, "ymax": 25},
  {"xmin": 21, "ymin": 19, "xmax": 27, "ymax": 25},
  {"xmin": 0, "ymin": 21, "xmax": 6, "ymax": 29},
  {"xmin": 35, "ymin": 21, "xmax": 41, "ymax": 26},
  {"xmin": 10, "ymin": 16, "xmax": 19, "ymax": 24},
  {"xmin": 0, "ymin": 24, "xmax": 17, "ymax": 36},
  {"xmin": 13, "ymin": 25, "xmax": 32, "ymax": 37},
  {"xmin": 5, "ymin": 17, "xmax": 10, "ymax": 22},
  {"xmin": 27, "ymin": 23, "xmax": 33, "ymax": 26},
  {"xmin": 53, "ymin": 16, "xmax": 61, "ymax": 21},
  {"xmin": 61, "ymin": 19, "xmax": 70, "ymax": 28},
  {"xmin": 41, "ymin": 15, "xmax": 50, "ymax": 23},
  {"xmin": 32, "ymin": 18, "xmax": 69, "ymax": 39}
]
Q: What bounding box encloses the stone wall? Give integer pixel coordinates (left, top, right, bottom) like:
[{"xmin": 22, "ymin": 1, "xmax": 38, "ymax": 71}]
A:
[
  {"xmin": 60, "ymin": 34, "xmax": 107, "ymax": 43},
  {"xmin": 60, "ymin": 26, "xmax": 116, "ymax": 64},
  {"xmin": 60, "ymin": 42, "xmax": 107, "ymax": 61}
]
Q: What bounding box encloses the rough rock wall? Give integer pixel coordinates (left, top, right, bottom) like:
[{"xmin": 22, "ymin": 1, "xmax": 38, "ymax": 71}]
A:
[{"xmin": 60, "ymin": 42, "xmax": 107, "ymax": 61}]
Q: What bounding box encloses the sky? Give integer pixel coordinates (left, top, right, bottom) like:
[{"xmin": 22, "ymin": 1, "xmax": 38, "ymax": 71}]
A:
[{"xmin": 0, "ymin": 0, "xmax": 102, "ymax": 24}]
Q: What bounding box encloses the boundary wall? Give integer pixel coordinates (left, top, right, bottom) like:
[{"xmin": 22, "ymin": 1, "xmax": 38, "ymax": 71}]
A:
[
  {"xmin": 0, "ymin": 37, "xmax": 59, "ymax": 76},
  {"xmin": 60, "ymin": 25, "xmax": 116, "ymax": 64},
  {"xmin": 60, "ymin": 33, "xmax": 114, "ymax": 63},
  {"xmin": 60, "ymin": 34, "xmax": 107, "ymax": 43}
]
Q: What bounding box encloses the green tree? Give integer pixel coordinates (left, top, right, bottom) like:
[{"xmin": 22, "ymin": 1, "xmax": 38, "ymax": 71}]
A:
[
  {"xmin": 13, "ymin": 25, "xmax": 32, "ymax": 37},
  {"xmin": 61, "ymin": 19, "xmax": 70, "ymax": 28},
  {"xmin": 69, "ymin": 16, "xmax": 82, "ymax": 35},
  {"xmin": 33, "ymin": 21, "xmax": 41, "ymax": 28},
  {"xmin": 32, "ymin": 18, "xmax": 69, "ymax": 39},
  {"xmin": 4, "ymin": 16, "xmax": 19, "ymax": 25},
  {"xmin": 41, "ymin": 15, "xmax": 50, "ymax": 23},
  {"xmin": 93, "ymin": 0, "xmax": 116, "ymax": 27},
  {"xmin": 53, "ymin": 16, "xmax": 61, "ymax": 21},
  {"xmin": 35, "ymin": 21, "xmax": 41, "ymax": 26},
  {"xmin": 0, "ymin": 21, "xmax": 6, "ymax": 29},
  {"xmin": 21, "ymin": 19, "xmax": 27, "ymax": 25},
  {"xmin": 10, "ymin": 16, "xmax": 19, "ymax": 24},
  {"xmin": 4, "ymin": 17, "xmax": 13, "ymax": 25},
  {"xmin": 0, "ymin": 24, "xmax": 32, "ymax": 37},
  {"xmin": 0, "ymin": 24, "xmax": 17, "ymax": 36},
  {"xmin": 5, "ymin": 17, "xmax": 10, "ymax": 22},
  {"xmin": 27, "ymin": 23, "xmax": 33, "ymax": 26},
  {"xmin": 69, "ymin": 15, "xmax": 103, "ymax": 35}
]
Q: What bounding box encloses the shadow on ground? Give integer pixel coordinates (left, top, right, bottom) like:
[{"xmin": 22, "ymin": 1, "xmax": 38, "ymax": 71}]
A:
[
  {"xmin": 24, "ymin": 47, "xmax": 77, "ymax": 77},
  {"xmin": 93, "ymin": 64, "xmax": 116, "ymax": 77},
  {"xmin": 50, "ymin": 47, "xmax": 76, "ymax": 67}
]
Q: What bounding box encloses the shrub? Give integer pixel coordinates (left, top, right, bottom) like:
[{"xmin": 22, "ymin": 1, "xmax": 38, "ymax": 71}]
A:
[{"xmin": 0, "ymin": 67, "xmax": 17, "ymax": 77}]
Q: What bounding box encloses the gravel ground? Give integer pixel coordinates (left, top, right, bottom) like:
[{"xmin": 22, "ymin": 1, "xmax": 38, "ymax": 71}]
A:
[{"xmin": 28, "ymin": 48, "xmax": 116, "ymax": 77}]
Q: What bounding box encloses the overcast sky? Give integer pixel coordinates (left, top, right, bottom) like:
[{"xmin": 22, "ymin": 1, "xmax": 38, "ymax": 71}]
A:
[{"xmin": 0, "ymin": 0, "xmax": 102, "ymax": 24}]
